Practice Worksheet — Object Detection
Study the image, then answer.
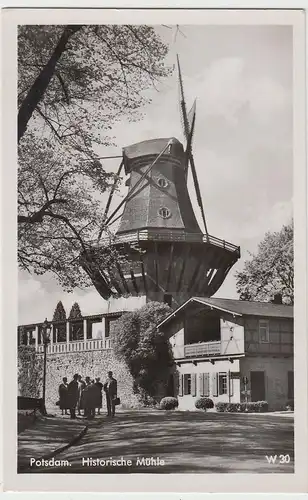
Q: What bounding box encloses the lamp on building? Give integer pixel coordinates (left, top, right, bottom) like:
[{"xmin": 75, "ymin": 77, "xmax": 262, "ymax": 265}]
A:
[{"xmin": 42, "ymin": 318, "xmax": 51, "ymax": 415}]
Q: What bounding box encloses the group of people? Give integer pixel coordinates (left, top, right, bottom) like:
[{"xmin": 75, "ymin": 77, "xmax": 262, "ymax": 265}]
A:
[{"xmin": 58, "ymin": 371, "xmax": 117, "ymax": 419}]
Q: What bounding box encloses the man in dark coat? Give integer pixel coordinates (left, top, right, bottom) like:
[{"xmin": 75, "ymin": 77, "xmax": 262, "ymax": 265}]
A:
[
  {"xmin": 84, "ymin": 380, "xmax": 97, "ymax": 420},
  {"xmin": 67, "ymin": 373, "xmax": 79, "ymax": 419},
  {"xmin": 103, "ymin": 371, "xmax": 117, "ymax": 417},
  {"xmin": 95, "ymin": 377, "xmax": 103, "ymax": 415},
  {"xmin": 58, "ymin": 377, "xmax": 69, "ymax": 415}
]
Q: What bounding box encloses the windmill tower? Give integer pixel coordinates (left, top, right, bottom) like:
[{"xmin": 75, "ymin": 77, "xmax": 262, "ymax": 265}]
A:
[{"xmin": 82, "ymin": 57, "xmax": 240, "ymax": 309}]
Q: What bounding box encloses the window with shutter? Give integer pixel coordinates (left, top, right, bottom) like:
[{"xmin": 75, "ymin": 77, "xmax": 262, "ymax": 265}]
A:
[
  {"xmin": 203, "ymin": 373, "xmax": 210, "ymax": 396},
  {"xmin": 219, "ymin": 373, "xmax": 228, "ymax": 395},
  {"xmin": 259, "ymin": 319, "xmax": 269, "ymax": 343},
  {"xmin": 199, "ymin": 374, "xmax": 204, "ymax": 396},
  {"xmin": 212, "ymin": 373, "xmax": 218, "ymax": 396},
  {"xmin": 184, "ymin": 374, "xmax": 191, "ymax": 395},
  {"xmin": 179, "ymin": 374, "xmax": 183, "ymax": 396},
  {"xmin": 191, "ymin": 374, "xmax": 197, "ymax": 396}
]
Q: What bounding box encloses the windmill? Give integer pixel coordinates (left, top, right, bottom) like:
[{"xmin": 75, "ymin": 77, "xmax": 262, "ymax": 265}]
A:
[{"xmin": 80, "ymin": 57, "xmax": 240, "ymax": 308}]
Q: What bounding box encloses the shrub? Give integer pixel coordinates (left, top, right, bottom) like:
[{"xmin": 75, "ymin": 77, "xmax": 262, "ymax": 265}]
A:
[
  {"xmin": 254, "ymin": 401, "xmax": 268, "ymax": 412},
  {"xmin": 195, "ymin": 397, "xmax": 214, "ymax": 411},
  {"xmin": 215, "ymin": 401, "xmax": 269, "ymax": 413},
  {"xmin": 159, "ymin": 397, "xmax": 179, "ymax": 410},
  {"xmin": 215, "ymin": 402, "xmax": 228, "ymax": 412}
]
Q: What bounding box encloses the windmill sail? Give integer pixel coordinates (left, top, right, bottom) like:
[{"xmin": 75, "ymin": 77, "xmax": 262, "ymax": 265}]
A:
[{"xmin": 177, "ymin": 55, "xmax": 208, "ymax": 237}]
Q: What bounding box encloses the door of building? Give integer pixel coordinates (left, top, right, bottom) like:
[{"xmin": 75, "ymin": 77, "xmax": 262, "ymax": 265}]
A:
[
  {"xmin": 288, "ymin": 371, "xmax": 294, "ymax": 399},
  {"xmin": 250, "ymin": 371, "xmax": 266, "ymax": 401}
]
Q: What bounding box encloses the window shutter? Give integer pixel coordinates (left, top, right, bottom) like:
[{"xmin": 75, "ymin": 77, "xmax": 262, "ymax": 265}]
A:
[
  {"xmin": 191, "ymin": 374, "xmax": 197, "ymax": 396},
  {"xmin": 212, "ymin": 373, "xmax": 218, "ymax": 396},
  {"xmin": 204, "ymin": 373, "xmax": 210, "ymax": 397},
  {"xmin": 199, "ymin": 374, "xmax": 204, "ymax": 396},
  {"xmin": 179, "ymin": 374, "xmax": 183, "ymax": 397}
]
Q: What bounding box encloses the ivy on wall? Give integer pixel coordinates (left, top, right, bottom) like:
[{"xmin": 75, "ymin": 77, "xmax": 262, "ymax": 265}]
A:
[
  {"xmin": 18, "ymin": 345, "xmax": 43, "ymax": 397},
  {"xmin": 111, "ymin": 301, "xmax": 173, "ymax": 405}
]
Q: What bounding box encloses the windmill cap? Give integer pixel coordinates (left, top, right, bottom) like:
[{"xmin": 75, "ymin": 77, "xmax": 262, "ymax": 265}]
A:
[{"xmin": 122, "ymin": 137, "xmax": 184, "ymax": 173}]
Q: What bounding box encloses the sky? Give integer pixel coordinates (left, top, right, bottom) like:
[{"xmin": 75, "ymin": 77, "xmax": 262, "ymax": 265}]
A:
[{"xmin": 18, "ymin": 24, "xmax": 293, "ymax": 325}]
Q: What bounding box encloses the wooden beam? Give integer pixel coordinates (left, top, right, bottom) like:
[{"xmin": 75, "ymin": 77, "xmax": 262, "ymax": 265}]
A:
[
  {"xmin": 116, "ymin": 261, "xmax": 130, "ymax": 295},
  {"xmin": 165, "ymin": 243, "xmax": 174, "ymax": 293},
  {"xmin": 106, "ymin": 267, "xmax": 123, "ymax": 295},
  {"xmin": 187, "ymin": 257, "xmax": 203, "ymax": 293},
  {"xmin": 154, "ymin": 241, "xmax": 159, "ymax": 292},
  {"xmin": 139, "ymin": 253, "xmax": 148, "ymax": 295},
  {"xmin": 176, "ymin": 244, "xmax": 191, "ymax": 292},
  {"xmin": 130, "ymin": 269, "xmax": 139, "ymax": 294},
  {"xmin": 194, "ymin": 246, "xmax": 213, "ymax": 294}
]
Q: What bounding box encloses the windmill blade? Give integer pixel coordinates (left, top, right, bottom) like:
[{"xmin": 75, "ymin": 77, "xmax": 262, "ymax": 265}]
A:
[
  {"xmin": 188, "ymin": 152, "xmax": 209, "ymax": 237},
  {"xmin": 177, "ymin": 54, "xmax": 190, "ymax": 142},
  {"xmin": 186, "ymin": 99, "xmax": 197, "ymax": 151},
  {"xmin": 184, "ymin": 99, "xmax": 196, "ymax": 175},
  {"xmin": 97, "ymin": 159, "xmax": 124, "ymax": 243},
  {"xmin": 177, "ymin": 57, "xmax": 208, "ymax": 236},
  {"xmin": 104, "ymin": 159, "xmax": 124, "ymax": 219}
]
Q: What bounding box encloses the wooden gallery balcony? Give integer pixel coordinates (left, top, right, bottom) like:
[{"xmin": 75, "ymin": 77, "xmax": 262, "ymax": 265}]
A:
[{"xmin": 183, "ymin": 341, "xmax": 221, "ymax": 358}]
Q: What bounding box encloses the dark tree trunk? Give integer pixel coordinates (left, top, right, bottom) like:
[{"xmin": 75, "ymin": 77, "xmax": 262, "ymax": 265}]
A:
[{"xmin": 18, "ymin": 25, "xmax": 82, "ymax": 142}]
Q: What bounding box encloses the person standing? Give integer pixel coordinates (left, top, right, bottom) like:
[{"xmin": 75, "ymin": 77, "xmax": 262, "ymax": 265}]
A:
[
  {"xmin": 58, "ymin": 377, "xmax": 69, "ymax": 416},
  {"xmin": 103, "ymin": 371, "xmax": 117, "ymax": 417},
  {"xmin": 86, "ymin": 380, "xmax": 97, "ymax": 420},
  {"xmin": 82, "ymin": 376, "xmax": 91, "ymax": 418},
  {"xmin": 77, "ymin": 375, "xmax": 86, "ymax": 416},
  {"xmin": 67, "ymin": 373, "xmax": 79, "ymax": 419},
  {"xmin": 95, "ymin": 377, "xmax": 103, "ymax": 415}
]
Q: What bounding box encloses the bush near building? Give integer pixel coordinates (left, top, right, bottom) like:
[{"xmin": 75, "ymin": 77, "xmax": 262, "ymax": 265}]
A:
[
  {"xmin": 195, "ymin": 397, "xmax": 214, "ymax": 411},
  {"xmin": 216, "ymin": 401, "xmax": 269, "ymax": 413},
  {"xmin": 159, "ymin": 397, "xmax": 179, "ymax": 410}
]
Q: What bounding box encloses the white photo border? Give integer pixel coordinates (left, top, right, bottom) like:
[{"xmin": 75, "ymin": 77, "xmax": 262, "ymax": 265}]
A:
[{"xmin": 1, "ymin": 5, "xmax": 307, "ymax": 494}]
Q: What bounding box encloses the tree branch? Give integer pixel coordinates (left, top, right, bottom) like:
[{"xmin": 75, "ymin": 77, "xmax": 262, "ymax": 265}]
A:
[
  {"xmin": 18, "ymin": 25, "xmax": 82, "ymax": 142},
  {"xmin": 18, "ymin": 198, "xmax": 67, "ymax": 223}
]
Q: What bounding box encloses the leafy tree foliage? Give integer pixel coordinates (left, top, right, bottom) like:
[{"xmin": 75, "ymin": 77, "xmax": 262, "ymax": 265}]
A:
[
  {"xmin": 52, "ymin": 301, "xmax": 67, "ymax": 322},
  {"xmin": 111, "ymin": 301, "xmax": 173, "ymax": 404},
  {"xmin": 18, "ymin": 25, "xmax": 171, "ymax": 148},
  {"xmin": 18, "ymin": 133, "xmax": 121, "ymax": 292},
  {"xmin": 235, "ymin": 221, "xmax": 293, "ymax": 304},
  {"xmin": 18, "ymin": 25, "xmax": 171, "ymax": 294},
  {"xmin": 69, "ymin": 302, "xmax": 83, "ymax": 319}
]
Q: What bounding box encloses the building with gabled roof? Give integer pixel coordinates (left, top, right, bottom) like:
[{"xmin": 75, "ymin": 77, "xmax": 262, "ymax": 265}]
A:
[{"xmin": 157, "ymin": 295, "xmax": 293, "ymax": 411}]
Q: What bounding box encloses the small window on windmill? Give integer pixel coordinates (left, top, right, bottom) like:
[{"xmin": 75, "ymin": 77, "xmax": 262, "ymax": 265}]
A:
[
  {"xmin": 157, "ymin": 177, "xmax": 169, "ymax": 189},
  {"xmin": 158, "ymin": 207, "xmax": 171, "ymax": 219},
  {"xmin": 166, "ymin": 144, "xmax": 172, "ymax": 154}
]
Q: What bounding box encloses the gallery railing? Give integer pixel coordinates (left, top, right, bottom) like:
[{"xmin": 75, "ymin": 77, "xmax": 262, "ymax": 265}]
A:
[
  {"xmin": 184, "ymin": 341, "xmax": 221, "ymax": 357},
  {"xmin": 36, "ymin": 338, "xmax": 111, "ymax": 354}
]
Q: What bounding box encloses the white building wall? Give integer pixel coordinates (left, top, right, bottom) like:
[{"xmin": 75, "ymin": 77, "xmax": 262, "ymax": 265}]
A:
[
  {"xmin": 176, "ymin": 358, "xmax": 241, "ymax": 410},
  {"xmin": 169, "ymin": 327, "xmax": 184, "ymax": 358},
  {"xmin": 220, "ymin": 316, "xmax": 244, "ymax": 355}
]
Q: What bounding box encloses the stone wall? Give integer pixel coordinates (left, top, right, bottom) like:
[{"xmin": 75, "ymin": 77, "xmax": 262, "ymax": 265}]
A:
[{"xmin": 41, "ymin": 349, "xmax": 139, "ymax": 408}]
